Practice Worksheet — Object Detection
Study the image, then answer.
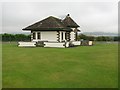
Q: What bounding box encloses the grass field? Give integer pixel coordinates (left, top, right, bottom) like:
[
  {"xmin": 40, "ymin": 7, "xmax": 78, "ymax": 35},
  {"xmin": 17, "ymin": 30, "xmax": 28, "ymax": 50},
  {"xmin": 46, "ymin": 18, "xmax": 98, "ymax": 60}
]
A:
[{"xmin": 2, "ymin": 42, "xmax": 118, "ymax": 88}]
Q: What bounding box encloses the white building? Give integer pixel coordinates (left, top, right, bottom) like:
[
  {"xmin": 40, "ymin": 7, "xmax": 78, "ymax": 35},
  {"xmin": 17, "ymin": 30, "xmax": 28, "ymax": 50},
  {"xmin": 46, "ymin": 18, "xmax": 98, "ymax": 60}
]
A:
[{"xmin": 22, "ymin": 14, "xmax": 81, "ymax": 48}]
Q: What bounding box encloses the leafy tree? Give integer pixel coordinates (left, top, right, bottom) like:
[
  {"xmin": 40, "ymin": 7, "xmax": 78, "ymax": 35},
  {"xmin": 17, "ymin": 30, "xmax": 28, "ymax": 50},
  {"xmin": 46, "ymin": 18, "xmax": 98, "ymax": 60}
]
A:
[
  {"xmin": 2, "ymin": 33, "xmax": 30, "ymax": 42},
  {"xmin": 78, "ymin": 34, "xmax": 88, "ymax": 40},
  {"xmin": 96, "ymin": 36, "xmax": 112, "ymax": 41},
  {"xmin": 114, "ymin": 36, "xmax": 120, "ymax": 41},
  {"xmin": 87, "ymin": 36, "xmax": 95, "ymax": 41}
]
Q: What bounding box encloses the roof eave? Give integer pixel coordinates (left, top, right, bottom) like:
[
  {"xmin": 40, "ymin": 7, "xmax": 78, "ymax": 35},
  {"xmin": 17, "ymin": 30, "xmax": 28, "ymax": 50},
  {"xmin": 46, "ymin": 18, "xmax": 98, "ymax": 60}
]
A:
[{"xmin": 22, "ymin": 28, "xmax": 72, "ymax": 31}]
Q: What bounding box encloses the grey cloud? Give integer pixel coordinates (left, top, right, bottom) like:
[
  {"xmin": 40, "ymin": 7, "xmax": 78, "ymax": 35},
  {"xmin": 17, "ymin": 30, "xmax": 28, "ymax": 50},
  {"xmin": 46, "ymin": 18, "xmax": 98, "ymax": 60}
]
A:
[{"xmin": 2, "ymin": 2, "xmax": 118, "ymax": 33}]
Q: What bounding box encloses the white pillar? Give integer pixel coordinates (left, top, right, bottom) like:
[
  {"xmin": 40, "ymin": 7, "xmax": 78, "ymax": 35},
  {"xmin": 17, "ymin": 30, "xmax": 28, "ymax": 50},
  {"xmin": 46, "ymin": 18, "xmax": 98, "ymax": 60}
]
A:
[
  {"xmin": 35, "ymin": 32, "xmax": 37, "ymax": 40},
  {"xmin": 71, "ymin": 31, "xmax": 75, "ymax": 41},
  {"xmin": 31, "ymin": 32, "xmax": 33, "ymax": 41},
  {"xmin": 59, "ymin": 31, "xmax": 62, "ymax": 42}
]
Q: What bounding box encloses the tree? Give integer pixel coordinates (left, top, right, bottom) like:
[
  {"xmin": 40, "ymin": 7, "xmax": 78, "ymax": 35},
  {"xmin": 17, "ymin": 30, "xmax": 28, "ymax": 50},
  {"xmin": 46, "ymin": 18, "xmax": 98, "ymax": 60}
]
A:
[
  {"xmin": 78, "ymin": 34, "xmax": 88, "ymax": 40},
  {"xmin": 87, "ymin": 36, "xmax": 95, "ymax": 41},
  {"xmin": 114, "ymin": 36, "xmax": 120, "ymax": 41},
  {"xmin": 96, "ymin": 36, "xmax": 112, "ymax": 41},
  {"xmin": 2, "ymin": 33, "xmax": 30, "ymax": 42}
]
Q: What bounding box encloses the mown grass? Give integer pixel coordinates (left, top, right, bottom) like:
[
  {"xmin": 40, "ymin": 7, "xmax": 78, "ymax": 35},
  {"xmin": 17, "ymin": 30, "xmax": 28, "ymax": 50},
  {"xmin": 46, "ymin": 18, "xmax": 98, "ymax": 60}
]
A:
[{"xmin": 2, "ymin": 42, "xmax": 118, "ymax": 88}]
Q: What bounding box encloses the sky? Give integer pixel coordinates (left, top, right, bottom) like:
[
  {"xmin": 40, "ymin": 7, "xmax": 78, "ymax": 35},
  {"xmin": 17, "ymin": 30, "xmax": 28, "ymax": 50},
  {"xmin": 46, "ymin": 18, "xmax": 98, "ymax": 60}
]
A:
[{"xmin": 1, "ymin": 1, "xmax": 118, "ymax": 34}]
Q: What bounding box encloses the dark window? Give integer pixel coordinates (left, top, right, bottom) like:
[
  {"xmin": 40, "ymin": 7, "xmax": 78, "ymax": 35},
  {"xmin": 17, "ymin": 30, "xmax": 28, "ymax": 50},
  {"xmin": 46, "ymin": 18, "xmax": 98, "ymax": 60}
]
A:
[
  {"xmin": 65, "ymin": 32, "xmax": 67, "ymax": 40},
  {"xmin": 75, "ymin": 32, "xmax": 77, "ymax": 41},
  {"xmin": 33, "ymin": 32, "xmax": 36, "ymax": 39},
  {"xmin": 61, "ymin": 32, "xmax": 63, "ymax": 40},
  {"xmin": 38, "ymin": 32, "xmax": 41, "ymax": 39}
]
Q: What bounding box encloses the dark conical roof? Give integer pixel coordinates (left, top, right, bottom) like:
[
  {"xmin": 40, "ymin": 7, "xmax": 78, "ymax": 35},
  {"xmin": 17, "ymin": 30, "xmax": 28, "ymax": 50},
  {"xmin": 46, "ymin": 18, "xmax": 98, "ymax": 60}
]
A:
[{"xmin": 62, "ymin": 14, "xmax": 79, "ymax": 28}]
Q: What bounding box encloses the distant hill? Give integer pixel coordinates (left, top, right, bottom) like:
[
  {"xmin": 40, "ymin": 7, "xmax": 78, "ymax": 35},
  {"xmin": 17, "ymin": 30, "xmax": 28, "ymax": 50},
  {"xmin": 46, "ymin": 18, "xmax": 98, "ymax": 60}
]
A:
[{"xmin": 82, "ymin": 32, "xmax": 118, "ymax": 37}]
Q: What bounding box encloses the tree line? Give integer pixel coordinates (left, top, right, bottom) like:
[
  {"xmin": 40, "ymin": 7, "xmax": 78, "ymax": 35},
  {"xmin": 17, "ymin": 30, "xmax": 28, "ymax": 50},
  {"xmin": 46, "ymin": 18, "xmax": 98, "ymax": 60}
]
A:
[
  {"xmin": 1, "ymin": 33, "xmax": 31, "ymax": 42},
  {"xmin": 78, "ymin": 34, "xmax": 119, "ymax": 41},
  {"xmin": 0, "ymin": 33, "xmax": 119, "ymax": 42}
]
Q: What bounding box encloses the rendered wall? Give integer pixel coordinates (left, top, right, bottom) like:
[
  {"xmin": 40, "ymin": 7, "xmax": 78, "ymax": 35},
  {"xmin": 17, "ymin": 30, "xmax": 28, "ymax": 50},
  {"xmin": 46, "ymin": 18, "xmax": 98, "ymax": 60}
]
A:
[
  {"xmin": 41, "ymin": 31, "xmax": 57, "ymax": 42},
  {"xmin": 70, "ymin": 31, "xmax": 75, "ymax": 41}
]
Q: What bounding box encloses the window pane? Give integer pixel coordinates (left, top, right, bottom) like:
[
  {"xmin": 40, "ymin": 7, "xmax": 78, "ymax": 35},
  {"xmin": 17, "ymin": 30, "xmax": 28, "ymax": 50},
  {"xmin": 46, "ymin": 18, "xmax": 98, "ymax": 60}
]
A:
[
  {"xmin": 61, "ymin": 32, "xmax": 63, "ymax": 40},
  {"xmin": 38, "ymin": 32, "xmax": 41, "ymax": 39},
  {"xmin": 33, "ymin": 32, "xmax": 36, "ymax": 39}
]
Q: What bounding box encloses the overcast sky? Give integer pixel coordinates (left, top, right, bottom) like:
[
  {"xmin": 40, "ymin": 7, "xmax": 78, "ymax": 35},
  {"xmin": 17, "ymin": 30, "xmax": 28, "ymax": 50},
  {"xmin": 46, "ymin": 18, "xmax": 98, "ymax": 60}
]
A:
[{"xmin": 2, "ymin": 2, "xmax": 118, "ymax": 33}]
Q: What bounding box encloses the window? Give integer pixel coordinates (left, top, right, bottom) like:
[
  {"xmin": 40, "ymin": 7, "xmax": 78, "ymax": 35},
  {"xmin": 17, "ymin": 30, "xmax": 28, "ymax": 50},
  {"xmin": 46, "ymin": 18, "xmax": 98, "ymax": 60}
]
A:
[
  {"xmin": 65, "ymin": 32, "xmax": 67, "ymax": 40},
  {"xmin": 37, "ymin": 32, "xmax": 41, "ymax": 39},
  {"xmin": 61, "ymin": 32, "xmax": 63, "ymax": 40},
  {"xmin": 33, "ymin": 32, "xmax": 36, "ymax": 39}
]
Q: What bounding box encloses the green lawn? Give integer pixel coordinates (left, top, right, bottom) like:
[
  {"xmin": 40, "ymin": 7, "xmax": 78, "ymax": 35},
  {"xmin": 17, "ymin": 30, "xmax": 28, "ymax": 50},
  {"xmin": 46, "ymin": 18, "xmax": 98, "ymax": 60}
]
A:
[{"xmin": 2, "ymin": 42, "xmax": 118, "ymax": 88}]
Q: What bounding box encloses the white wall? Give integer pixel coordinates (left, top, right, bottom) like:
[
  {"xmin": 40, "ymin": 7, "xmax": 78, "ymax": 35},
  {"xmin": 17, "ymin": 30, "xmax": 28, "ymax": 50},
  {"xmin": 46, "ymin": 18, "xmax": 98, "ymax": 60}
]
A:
[
  {"xmin": 44, "ymin": 42, "xmax": 65, "ymax": 48},
  {"xmin": 72, "ymin": 41, "xmax": 81, "ymax": 45},
  {"xmin": 31, "ymin": 31, "xmax": 76, "ymax": 42},
  {"xmin": 41, "ymin": 31, "xmax": 57, "ymax": 42},
  {"xmin": 70, "ymin": 31, "xmax": 75, "ymax": 41},
  {"xmin": 18, "ymin": 42, "xmax": 36, "ymax": 47}
]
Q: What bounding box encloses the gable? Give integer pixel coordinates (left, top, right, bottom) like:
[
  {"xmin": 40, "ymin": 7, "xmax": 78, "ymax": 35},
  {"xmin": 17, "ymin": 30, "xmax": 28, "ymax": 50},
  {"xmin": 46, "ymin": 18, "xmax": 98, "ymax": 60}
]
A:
[{"xmin": 62, "ymin": 14, "xmax": 79, "ymax": 28}]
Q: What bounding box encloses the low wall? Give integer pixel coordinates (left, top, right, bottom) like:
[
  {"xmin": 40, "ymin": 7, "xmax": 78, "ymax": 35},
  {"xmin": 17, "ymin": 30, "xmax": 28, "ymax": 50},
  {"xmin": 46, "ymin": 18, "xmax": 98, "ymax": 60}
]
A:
[
  {"xmin": 44, "ymin": 42, "xmax": 66, "ymax": 48},
  {"xmin": 18, "ymin": 42, "xmax": 36, "ymax": 47},
  {"xmin": 72, "ymin": 41, "xmax": 81, "ymax": 45},
  {"xmin": 88, "ymin": 41, "xmax": 93, "ymax": 46}
]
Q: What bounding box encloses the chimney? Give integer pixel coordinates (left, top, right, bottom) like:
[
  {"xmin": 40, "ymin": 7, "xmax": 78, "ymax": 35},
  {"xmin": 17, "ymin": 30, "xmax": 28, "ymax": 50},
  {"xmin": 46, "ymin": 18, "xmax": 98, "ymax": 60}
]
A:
[{"xmin": 67, "ymin": 14, "xmax": 70, "ymax": 17}]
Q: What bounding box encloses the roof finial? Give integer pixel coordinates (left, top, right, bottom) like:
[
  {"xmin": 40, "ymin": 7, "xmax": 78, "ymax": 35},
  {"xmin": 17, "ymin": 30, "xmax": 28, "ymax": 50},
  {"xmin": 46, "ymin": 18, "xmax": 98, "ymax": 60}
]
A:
[{"xmin": 67, "ymin": 14, "xmax": 70, "ymax": 17}]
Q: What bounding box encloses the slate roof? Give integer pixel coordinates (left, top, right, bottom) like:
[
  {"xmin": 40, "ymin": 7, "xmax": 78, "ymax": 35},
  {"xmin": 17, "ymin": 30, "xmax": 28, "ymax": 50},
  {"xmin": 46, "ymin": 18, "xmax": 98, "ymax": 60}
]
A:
[
  {"xmin": 23, "ymin": 14, "xmax": 79, "ymax": 31},
  {"xmin": 63, "ymin": 14, "xmax": 79, "ymax": 28}
]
